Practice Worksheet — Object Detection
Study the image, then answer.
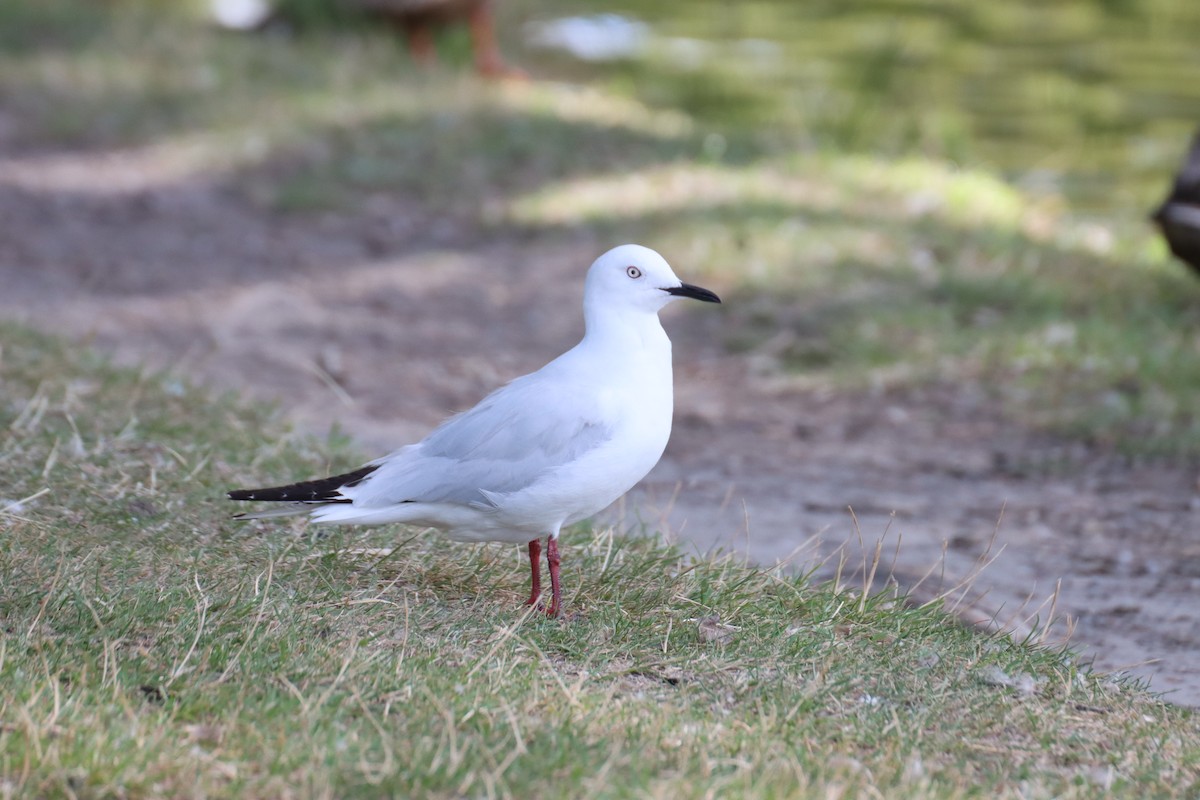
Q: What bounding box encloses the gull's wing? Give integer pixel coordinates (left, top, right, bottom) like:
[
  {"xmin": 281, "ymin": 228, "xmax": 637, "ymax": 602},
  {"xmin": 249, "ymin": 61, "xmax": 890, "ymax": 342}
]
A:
[{"xmin": 348, "ymin": 367, "xmax": 613, "ymax": 508}]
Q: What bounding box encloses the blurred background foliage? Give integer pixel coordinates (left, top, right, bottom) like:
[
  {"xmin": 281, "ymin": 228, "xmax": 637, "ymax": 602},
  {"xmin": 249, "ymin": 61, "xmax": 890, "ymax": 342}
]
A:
[
  {"xmin": 8, "ymin": 0, "xmax": 1200, "ymax": 213},
  {"xmin": 534, "ymin": 0, "xmax": 1200, "ymax": 215},
  {"xmin": 2, "ymin": 0, "xmax": 1200, "ymax": 453}
]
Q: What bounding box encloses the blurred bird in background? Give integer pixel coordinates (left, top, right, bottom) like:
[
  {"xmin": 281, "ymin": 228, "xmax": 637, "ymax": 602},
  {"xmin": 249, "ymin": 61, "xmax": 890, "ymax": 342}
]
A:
[
  {"xmin": 355, "ymin": 0, "xmax": 521, "ymax": 77},
  {"xmin": 1152, "ymin": 128, "xmax": 1200, "ymax": 278},
  {"xmin": 210, "ymin": 0, "xmax": 522, "ymax": 78}
]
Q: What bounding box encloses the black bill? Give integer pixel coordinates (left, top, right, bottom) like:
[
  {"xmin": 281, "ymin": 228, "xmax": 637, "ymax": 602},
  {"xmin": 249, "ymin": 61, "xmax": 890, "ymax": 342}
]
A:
[{"xmin": 664, "ymin": 282, "xmax": 721, "ymax": 303}]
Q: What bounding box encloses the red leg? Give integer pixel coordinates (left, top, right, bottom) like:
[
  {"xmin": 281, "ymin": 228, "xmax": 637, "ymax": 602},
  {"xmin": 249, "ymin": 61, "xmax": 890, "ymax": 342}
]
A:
[
  {"xmin": 545, "ymin": 537, "xmax": 562, "ymax": 618},
  {"xmin": 524, "ymin": 539, "xmax": 542, "ymax": 607}
]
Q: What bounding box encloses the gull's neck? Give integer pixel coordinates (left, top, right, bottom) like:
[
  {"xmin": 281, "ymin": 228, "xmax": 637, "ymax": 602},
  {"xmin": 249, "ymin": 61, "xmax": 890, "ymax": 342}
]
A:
[{"xmin": 582, "ymin": 304, "xmax": 671, "ymax": 356}]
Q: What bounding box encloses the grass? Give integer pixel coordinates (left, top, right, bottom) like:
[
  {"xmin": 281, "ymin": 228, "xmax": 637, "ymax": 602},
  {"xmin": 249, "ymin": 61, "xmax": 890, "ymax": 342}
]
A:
[
  {"xmin": 4, "ymin": 2, "xmax": 1200, "ymax": 794},
  {"xmin": 3, "ymin": 326, "xmax": 1200, "ymax": 797}
]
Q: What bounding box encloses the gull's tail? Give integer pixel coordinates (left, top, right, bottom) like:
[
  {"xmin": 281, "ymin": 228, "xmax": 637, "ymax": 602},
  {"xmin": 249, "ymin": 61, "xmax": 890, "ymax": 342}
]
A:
[{"xmin": 227, "ymin": 464, "xmax": 378, "ymax": 520}]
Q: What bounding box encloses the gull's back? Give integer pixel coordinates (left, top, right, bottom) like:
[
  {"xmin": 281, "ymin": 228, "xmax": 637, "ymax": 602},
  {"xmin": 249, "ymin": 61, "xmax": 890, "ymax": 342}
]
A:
[{"xmin": 310, "ymin": 245, "xmax": 683, "ymax": 541}]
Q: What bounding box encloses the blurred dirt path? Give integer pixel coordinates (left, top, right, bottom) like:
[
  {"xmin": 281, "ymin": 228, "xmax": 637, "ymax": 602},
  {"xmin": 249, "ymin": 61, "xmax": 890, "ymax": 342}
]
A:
[{"xmin": 3, "ymin": 148, "xmax": 1198, "ymax": 703}]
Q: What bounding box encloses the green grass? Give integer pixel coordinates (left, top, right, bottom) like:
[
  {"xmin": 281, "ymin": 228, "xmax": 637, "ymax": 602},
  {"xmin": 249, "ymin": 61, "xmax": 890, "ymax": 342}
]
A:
[
  {"xmin": 3, "ymin": 327, "xmax": 1200, "ymax": 797},
  {"xmin": 4, "ymin": 5, "xmax": 1200, "ymax": 792}
]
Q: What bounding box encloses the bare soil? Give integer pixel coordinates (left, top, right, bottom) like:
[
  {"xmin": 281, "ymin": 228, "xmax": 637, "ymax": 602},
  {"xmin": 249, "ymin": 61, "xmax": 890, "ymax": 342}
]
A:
[{"xmin": 3, "ymin": 144, "xmax": 1199, "ymax": 704}]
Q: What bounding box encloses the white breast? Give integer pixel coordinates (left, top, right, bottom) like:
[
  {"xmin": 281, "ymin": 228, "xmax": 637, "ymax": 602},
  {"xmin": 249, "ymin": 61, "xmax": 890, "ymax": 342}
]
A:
[{"xmin": 484, "ymin": 320, "xmax": 675, "ymax": 535}]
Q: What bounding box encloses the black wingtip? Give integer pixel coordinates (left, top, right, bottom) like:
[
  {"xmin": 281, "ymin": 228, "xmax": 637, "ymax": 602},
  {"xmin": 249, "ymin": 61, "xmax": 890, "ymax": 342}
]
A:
[{"xmin": 226, "ymin": 464, "xmax": 379, "ymax": 504}]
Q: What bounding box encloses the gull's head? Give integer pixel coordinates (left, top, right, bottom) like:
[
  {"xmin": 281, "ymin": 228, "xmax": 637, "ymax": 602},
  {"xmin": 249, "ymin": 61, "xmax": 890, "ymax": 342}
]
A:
[{"xmin": 584, "ymin": 244, "xmax": 721, "ymax": 316}]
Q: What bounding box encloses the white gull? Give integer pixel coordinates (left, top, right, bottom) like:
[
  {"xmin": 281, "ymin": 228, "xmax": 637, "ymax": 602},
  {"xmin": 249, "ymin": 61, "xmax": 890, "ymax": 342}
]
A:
[{"xmin": 228, "ymin": 244, "xmax": 720, "ymax": 616}]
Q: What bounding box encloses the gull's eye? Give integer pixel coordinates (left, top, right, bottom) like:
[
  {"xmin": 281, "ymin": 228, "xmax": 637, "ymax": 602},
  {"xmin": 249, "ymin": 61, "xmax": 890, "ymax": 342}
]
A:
[{"xmin": 626, "ymin": 266, "xmax": 642, "ymax": 279}]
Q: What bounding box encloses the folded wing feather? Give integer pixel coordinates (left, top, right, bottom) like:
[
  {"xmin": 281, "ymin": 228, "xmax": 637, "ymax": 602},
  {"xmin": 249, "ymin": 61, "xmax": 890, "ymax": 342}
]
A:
[{"xmin": 347, "ymin": 371, "xmax": 613, "ymax": 509}]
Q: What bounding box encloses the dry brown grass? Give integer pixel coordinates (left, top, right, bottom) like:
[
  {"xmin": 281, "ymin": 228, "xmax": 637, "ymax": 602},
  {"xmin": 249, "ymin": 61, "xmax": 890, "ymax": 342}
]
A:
[{"xmin": 2, "ymin": 325, "xmax": 1198, "ymax": 798}]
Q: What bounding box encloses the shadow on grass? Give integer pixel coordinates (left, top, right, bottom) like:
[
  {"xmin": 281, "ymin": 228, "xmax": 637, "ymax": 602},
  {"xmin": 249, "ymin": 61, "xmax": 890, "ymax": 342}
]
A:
[{"xmin": 3, "ymin": 0, "xmax": 1199, "ymax": 456}]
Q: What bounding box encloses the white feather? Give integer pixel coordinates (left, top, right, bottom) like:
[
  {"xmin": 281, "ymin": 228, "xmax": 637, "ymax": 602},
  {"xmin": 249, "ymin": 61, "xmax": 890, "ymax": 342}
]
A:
[{"xmin": 237, "ymin": 244, "xmax": 714, "ymax": 545}]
